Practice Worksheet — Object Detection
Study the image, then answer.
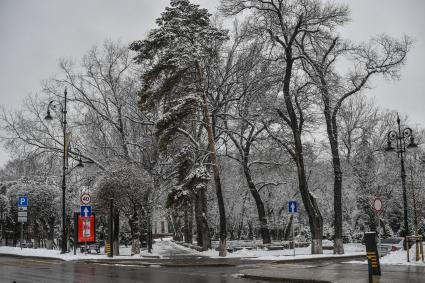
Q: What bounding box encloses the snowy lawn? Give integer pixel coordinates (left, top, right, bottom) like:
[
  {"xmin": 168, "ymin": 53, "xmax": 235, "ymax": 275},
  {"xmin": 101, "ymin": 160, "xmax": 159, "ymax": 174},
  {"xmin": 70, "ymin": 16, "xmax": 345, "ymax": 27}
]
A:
[
  {"xmin": 0, "ymin": 238, "xmax": 180, "ymax": 261},
  {"xmin": 379, "ymin": 245, "xmax": 425, "ymax": 266},
  {"xmin": 346, "ymin": 244, "xmax": 425, "ymax": 266},
  {"xmin": 196, "ymin": 243, "xmax": 365, "ymax": 260},
  {"xmin": 0, "ymin": 240, "xmax": 366, "ymax": 261}
]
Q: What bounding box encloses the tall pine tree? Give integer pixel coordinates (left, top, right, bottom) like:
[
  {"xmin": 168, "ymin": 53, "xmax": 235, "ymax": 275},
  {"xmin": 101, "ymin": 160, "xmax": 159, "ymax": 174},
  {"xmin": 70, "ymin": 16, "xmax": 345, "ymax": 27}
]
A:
[{"xmin": 130, "ymin": 0, "xmax": 229, "ymax": 255}]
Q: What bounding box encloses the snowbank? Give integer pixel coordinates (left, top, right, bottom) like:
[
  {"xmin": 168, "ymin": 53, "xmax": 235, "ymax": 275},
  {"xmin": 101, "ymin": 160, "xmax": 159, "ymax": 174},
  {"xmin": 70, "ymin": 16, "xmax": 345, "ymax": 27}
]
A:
[
  {"xmin": 380, "ymin": 244, "xmax": 425, "ymax": 266},
  {"xmin": 0, "ymin": 239, "xmax": 177, "ymax": 261},
  {"xmin": 197, "ymin": 243, "xmax": 365, "ymax": 260},
  {"xmin": 0, "ymin": 240, "xmax": 366, "ymax": 261}
]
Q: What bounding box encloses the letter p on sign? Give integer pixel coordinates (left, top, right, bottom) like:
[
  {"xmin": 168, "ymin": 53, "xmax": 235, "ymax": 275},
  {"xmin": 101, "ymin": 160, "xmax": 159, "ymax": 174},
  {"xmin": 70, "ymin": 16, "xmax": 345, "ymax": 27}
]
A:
[{"xmin": 18, "ymin": 196, "xmax": 28, "ymax": 207}]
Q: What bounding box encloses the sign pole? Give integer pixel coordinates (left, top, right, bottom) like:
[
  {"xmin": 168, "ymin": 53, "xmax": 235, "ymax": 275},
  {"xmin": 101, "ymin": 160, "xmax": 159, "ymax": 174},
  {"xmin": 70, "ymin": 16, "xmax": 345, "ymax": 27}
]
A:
[
  {"xmin": 74, "ymin": 212, "xmax": 77, "ymax": 255},
  {"xmin": 109, "ymin": 198, "xmax": 114, "ymax": 258},
  {"xmin": 20, "ymin": 222, "xmax": 23, "ymax": 250},
  {"xmin": 288, "ymin": 200, "xmax": 298, "ymax": 257},
  {"xmin": 377, "ymin": 216, "xmax": 381, "ymax": 247},
  {"xmin": 292, "ymin": 215, "xmax": 295, "ymax": 257}
]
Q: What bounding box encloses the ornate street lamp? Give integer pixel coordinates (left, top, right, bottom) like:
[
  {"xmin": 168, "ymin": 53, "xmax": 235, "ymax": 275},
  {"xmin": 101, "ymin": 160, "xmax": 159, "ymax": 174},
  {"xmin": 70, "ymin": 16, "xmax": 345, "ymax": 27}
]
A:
[
  {"xmin": 45, "ymin": 88, "xmax": 84, "ymax": 253},
  {"xmin": 385, "ymin": 114, "xmax": 417, "ymax": 244}
]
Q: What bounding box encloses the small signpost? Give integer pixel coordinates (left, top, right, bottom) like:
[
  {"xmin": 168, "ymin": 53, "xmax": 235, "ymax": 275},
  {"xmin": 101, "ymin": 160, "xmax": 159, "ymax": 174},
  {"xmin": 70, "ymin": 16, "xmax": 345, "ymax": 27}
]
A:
[
  {"xmin": 18, "ymin": 196, "xmax": 28, "ymax": 250},
  {"xmin": 288, "ymin": 200, "xmax": 298, "ymax": 256},
  {"xmin": 74, "ymin": 193, "xmax": 93, "ymax": 255},
  {"xmin": 77, "ymin": 204, "xmax": 95, "ymax": 255}
]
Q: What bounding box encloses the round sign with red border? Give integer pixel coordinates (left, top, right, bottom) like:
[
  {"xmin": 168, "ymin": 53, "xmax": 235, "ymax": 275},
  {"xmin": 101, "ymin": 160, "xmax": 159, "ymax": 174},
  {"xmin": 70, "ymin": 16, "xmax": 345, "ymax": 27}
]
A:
[
  {"xmin": 80, "ymin": 193, "xmax": 91, "ymax": 205},
  {"xmin": 372, "ymin": 197, "xmax": 383, "ymax": 214}
]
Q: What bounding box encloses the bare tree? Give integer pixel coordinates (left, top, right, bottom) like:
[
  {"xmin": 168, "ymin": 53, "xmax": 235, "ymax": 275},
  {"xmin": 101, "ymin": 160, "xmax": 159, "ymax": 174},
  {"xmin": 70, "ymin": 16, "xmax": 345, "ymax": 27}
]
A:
[
  {"xmin": 298, "ymin": 20, "xmax": 411, "ymax": 253},
  {"xmin": 220, "ymin": 0, "xmax": 351, "ymax": 253}
]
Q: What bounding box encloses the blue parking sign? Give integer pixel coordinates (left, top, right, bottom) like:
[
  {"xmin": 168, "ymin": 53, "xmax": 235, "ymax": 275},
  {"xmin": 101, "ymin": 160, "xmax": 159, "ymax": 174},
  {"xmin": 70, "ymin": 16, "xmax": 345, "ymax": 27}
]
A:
[{"xmin": 18, "ymin": 196, "xmax": 28, "ymax": 207}]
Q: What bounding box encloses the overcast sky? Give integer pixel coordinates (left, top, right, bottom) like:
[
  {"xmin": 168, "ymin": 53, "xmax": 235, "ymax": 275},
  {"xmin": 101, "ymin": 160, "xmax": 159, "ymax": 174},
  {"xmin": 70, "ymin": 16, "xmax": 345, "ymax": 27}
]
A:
[{"xmin": 0, "ymin": 0, "xmax": 424, "ymax": 167}]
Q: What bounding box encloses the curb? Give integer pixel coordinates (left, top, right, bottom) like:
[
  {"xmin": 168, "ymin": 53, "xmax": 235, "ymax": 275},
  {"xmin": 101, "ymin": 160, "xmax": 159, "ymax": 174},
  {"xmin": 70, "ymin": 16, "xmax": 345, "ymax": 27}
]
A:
[
  {"xmin": 271, "ymin": 254, "xmax": 366, "ymax": 264},
  {"xmin": 0, "ymin": 253, "xmax": 65, "ymax": 261},
  {"xmin": 241, "ymin": 274, "xmax": 333, "ymax": 283}
]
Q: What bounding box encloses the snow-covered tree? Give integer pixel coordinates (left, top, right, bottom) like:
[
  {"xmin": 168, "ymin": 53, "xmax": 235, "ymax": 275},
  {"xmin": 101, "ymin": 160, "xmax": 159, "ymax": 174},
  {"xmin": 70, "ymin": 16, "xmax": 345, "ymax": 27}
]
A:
[{"xmin": 130, "ymin": 0, "xmax": 229, "ymax": 255}]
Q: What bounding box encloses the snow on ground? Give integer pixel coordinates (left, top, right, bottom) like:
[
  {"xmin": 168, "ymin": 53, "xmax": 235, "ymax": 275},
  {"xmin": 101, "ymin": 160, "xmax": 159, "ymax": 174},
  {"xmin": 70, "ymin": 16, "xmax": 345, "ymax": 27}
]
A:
[
  {"xmin": 379, "ymin": 245, "xmax": 425, "ymax": 266},
  {"xmin": 346, "ymin": 244, "xmax": 425, "ymax": 266},
  {"xmin": 0, "ymin": 240, "xmax": 366, "ymax": 261},
  {"xmin": 0, "ymin": 238, "xmax": 181, "ymax": 261},
  {"xmin": 197, "ymin": 243, "xmax": 365, "ymax": 260}
]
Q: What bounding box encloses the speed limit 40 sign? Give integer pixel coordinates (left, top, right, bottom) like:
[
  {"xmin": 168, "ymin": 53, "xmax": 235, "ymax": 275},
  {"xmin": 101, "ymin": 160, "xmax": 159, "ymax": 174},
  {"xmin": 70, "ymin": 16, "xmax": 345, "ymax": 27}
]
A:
[{"xmin": 80, "ymin": 193, "xmax": 91, "ymax": 205}]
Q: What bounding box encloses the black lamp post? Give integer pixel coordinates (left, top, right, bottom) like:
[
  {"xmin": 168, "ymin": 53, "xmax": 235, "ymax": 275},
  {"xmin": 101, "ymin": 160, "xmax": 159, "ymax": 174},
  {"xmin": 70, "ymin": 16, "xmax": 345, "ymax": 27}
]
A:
[
  {"xmin": 385, "ymin": 114, "xmax": 417, "ymax": 241},
  {"xmin": 45, "ymin": 88, "xmax": 84, "ymax": 254}
]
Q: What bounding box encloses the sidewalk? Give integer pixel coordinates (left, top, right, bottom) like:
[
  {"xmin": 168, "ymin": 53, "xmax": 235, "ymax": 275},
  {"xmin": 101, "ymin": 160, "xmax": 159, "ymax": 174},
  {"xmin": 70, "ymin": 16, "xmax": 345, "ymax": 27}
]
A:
[{"xmin": 241, "ymin": 262, "xmax": 425, "ymax": 283}]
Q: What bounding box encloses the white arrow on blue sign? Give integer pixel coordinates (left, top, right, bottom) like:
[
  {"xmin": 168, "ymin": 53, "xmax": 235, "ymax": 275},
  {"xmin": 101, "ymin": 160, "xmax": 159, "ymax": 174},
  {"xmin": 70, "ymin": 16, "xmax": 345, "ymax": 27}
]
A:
[
  {"xmin": 18, "ymin": 196, "xmax": 28, "ymax": 207},
  {"xmin": 80, "ymin": 205, "xmax": 92, "ymax": 217},
  {"xmin": 288, "ymin": 200, "xmax": 298, "ymax": 214}
]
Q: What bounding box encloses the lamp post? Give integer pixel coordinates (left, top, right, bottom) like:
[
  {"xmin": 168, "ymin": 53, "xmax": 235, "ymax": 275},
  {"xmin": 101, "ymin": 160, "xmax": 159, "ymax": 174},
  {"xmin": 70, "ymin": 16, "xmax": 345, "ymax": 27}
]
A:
[
  {"xmin": 385, "ymin": 114, "xmax": 417, "ymax": 242},
  {"xmin": 45, "ymin": 88, "xmax": 84, "ymax": 254}
]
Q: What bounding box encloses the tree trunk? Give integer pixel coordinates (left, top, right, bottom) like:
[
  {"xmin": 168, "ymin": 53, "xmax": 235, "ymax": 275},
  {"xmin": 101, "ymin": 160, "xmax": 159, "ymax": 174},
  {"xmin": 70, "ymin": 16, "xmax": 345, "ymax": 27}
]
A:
[
  {"xmin": 292, "ymin": 119, "xmax": 323, "ymax": 254},
  {"xmin": 47, "ymin": 217, "xmax": 55, "ymax": 249},
  {"xmin": 242, "ymin": 162, "xmax": 271, "ymax": 244},
  {"xmin": 280, "ymin": 54, "xmax": 323, "ymax": 254},
  {"xmin": 183, "ymin": 208, "xmax": 193, "ymax": 244},
  {"xmin": 194, "ymin": 192, "xmax": 203, "ymax": 247},
  {"xmin": 129, "ymin": 214, "xmax": 140, "ymax": 255},
  {"xmin": 201, "ymin": 92, "xmax": 227, "ymax": 256},
  {"xmin": 323, "ymin": 97, "xmax": 344, "ymax": 254},
  {"xmin": 113, "ymin": 211, "xmax": 120, "ymax": 256},
  {"xmin": 194, "ymin": 188, "xmax": 211, "ymax": 250},
  {"xmin": 284, "ymin": 215, "xmax": 293, "ymax": 241}
]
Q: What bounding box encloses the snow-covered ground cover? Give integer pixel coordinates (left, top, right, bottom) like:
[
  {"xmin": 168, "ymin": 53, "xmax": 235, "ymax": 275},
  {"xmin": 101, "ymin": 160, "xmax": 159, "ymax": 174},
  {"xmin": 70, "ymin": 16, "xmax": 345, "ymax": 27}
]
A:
[
  {"xmin": 379, "ymin": 244, "xmax": 425, "ymax": 266},
  {"xmin": 197, "ymin": 243, "xmax": 365, "ymax": 260},
  {"xmin": 0, "ymin": 239, "xmax": 365, "ymax": 261},
  {"xmin": 347, "ymin": 244, "xmax": 425, "ymax": 266},
  {"xmin": 0, "ymin": 238, "xmax": 179, "ymax": 261}
]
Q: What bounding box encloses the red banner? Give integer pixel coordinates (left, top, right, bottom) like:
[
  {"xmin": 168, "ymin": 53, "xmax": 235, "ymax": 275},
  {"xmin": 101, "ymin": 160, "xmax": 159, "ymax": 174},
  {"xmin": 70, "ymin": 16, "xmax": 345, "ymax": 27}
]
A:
[{"xmin": 77, "ymin": 214, "xmax": 95, "ymax": 243}]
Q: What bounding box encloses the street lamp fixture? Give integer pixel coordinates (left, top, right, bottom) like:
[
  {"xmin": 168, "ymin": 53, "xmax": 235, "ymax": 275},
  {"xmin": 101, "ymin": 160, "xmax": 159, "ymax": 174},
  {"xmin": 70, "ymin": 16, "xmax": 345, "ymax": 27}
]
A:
[
  {"xmin": 385, "ymin": 114, "xmax": 417, "ymax": 244},
  {"xmin": 44, "ymin": 109, "xmax": 53, "ymax": 121},
  {"xmin": 45, "ymin": 88, "xmax": 84, "ymax": 253}
]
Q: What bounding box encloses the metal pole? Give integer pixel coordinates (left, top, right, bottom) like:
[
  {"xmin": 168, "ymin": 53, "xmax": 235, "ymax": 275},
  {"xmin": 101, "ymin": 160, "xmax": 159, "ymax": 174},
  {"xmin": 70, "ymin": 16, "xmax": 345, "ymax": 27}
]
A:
[
  {"xmin": 377, "ymin": 216, "xmax": 381, "ymax": 247},
  {"xmin": 410, "ymin": 170, "xmax": 420, "ymax": 261},
  {"xmin": 61, "ymin": 88, "xmax": 68, "ymax": 254},
  {"xmin": 74, "ymin": 212, "xmax": 77, "ymax": 255},
  {"xmin": 292, "ymin": 215, "xmax": 295, "ymax": 257},
  {"xmin": 109, "ymin": 198, "xmax": 113, "ymax": 258},
  {"xmin": 397, "ymin": 116, "xmax": 409, "ymax": 242},
  {"xmin": 20, "ymin": 223, "xmax": 23, "ymax": 250}
]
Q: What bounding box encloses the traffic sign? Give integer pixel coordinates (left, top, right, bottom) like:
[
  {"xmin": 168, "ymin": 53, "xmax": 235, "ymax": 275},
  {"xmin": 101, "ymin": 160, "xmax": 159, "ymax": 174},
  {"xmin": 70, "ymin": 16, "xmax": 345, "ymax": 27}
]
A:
[
  {"xmin": 18, "ymin": 196, "xmax": 28, "ymax": 207},
  {"xmin": 80, "ymin": 205, "xmax": 92, "ymax": 217},
  {"xmin": 80, "ymin": 193, "xmax": 91, "ymax": 205},
  {"xmin": 18, "ymin": 216, "xmax": 27, "ymax": 223},
  {"xmin": 18, "ymin": 207, "xmax": 27, "ymax": 212},
  {"xmin": 18, "ymin": 211, "xmax": 27, "ymax": 217},
  {"xmin": 288, "ymin": 200, "xmax": 298, "ymax": 214},
  {"xmin": 373, "ymin": 197, "xmax": 383, "ymax": 214},
  {"xmin": 77, "ymin": 214, "xmax": 95, "ymax": 243}
]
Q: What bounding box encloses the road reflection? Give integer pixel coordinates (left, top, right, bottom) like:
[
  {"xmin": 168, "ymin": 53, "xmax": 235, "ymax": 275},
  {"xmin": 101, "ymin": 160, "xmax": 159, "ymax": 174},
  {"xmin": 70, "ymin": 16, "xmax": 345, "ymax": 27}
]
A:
[{"xmin": 0, "ymin": 256, "xmax": 255, "ymax": 283}]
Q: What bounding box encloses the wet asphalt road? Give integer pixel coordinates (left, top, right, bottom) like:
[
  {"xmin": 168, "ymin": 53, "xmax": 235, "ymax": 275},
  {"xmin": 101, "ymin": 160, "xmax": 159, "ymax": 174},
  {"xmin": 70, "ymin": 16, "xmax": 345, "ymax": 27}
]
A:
[{"xmin": 0, "ymin": 256, "xmax": 266, "ymax": 283}]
